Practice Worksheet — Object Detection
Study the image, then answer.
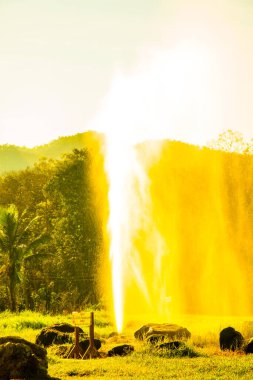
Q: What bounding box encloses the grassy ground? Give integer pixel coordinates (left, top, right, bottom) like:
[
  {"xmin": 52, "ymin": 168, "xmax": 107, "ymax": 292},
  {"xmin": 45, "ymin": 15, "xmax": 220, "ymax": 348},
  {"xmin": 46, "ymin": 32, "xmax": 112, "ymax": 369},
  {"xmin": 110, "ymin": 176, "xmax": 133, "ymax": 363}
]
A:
[
  {"xmin": 48, "ymin": 354, "xmax": 253, "ymax": 380},
  {"xmin": 1, "ymin": 310, "xmax": 253, "ymax": 379}
]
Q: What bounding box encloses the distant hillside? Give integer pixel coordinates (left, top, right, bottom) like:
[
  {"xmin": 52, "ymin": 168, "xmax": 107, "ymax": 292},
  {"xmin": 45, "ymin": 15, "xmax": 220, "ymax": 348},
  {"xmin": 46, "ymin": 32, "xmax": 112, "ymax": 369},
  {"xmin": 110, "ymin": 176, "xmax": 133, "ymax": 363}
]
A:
[{"xmin": 0, "ymin": 131, "xmax": 103, "ymax": 174}]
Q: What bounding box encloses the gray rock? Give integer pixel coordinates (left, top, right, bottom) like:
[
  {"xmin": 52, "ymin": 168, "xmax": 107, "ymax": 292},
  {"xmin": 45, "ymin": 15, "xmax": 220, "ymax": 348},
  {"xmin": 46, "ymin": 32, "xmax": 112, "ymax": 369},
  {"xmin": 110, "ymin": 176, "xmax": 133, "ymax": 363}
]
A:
[{"xmin": 134, "ymin": 323, "xmax": 191, "ymax": 342}]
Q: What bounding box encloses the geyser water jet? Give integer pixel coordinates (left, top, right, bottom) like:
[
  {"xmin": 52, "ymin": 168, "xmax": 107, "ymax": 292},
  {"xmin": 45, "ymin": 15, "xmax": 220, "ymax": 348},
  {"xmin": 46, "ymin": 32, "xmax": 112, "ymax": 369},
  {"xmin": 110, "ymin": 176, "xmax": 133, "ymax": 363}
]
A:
[
  {"xmin": 91, "ymin": 43, "xmax": 253, "ymax": 331},
  {"xmin": 104, "ymin": 134, "xmax": 164, "ymax": 331}
]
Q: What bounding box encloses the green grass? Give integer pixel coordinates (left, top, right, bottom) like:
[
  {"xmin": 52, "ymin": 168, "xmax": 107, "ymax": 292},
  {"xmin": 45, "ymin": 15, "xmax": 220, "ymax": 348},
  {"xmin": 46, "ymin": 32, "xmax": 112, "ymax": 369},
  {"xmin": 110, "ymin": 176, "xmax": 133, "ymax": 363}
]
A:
[
  {"xmin": 1, "ymin": 310, "xmax": 253, "ymax": 379},
  {"xmin": 48, "ymin": 353, "xmax": 253, "ymax": 380},
  {"xmin": 0, "ymin": 310, "xmax": 69, "ymax": 341}
]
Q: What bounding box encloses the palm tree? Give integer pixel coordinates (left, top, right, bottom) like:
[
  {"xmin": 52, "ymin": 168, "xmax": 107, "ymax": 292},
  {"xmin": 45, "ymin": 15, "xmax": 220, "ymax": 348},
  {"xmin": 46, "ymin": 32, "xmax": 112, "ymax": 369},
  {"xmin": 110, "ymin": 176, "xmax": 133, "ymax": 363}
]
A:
[{"xmin": 0, "ymin": 205, "xmax": 48, "ymax": 311}]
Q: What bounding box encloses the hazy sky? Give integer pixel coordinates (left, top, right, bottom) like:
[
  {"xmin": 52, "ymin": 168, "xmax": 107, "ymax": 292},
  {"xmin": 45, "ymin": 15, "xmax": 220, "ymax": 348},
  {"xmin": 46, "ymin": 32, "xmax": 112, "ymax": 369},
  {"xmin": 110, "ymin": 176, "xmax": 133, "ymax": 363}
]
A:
[{"xmin": 1, "ymin": 0, "xmax": 253, "ymax": 147}]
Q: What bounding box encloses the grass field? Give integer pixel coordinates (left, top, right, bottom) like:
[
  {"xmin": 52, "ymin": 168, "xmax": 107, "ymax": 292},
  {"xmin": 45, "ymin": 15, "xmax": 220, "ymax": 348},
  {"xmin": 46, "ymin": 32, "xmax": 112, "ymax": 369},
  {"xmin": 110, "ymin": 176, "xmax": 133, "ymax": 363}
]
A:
[{"xmin": 1, "ymin": 310, "xmax": 253, "ymax": 379}]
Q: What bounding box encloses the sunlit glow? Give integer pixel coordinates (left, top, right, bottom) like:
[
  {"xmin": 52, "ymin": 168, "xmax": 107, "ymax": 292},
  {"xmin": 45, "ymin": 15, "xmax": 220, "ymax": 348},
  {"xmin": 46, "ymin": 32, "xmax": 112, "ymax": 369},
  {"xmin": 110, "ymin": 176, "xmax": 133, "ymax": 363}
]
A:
[
  {"xmin": 90, "ymin": 38, "xmax": 253, "ymax": 331},
  {"xmin": 91, "ymin": 42, "xmax": 222, "ymax": 331}
]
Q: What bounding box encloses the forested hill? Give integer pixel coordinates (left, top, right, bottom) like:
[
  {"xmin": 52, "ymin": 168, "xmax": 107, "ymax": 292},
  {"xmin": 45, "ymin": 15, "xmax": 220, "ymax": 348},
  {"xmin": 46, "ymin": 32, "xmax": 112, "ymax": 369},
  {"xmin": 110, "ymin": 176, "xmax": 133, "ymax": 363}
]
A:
[
  {"xmin": 0, "ymin": 131, "xmax": 102, "ymax": 174},
  {"xmin": 0, "ymin": 129, "xmax": 253, "ymax": 315}
]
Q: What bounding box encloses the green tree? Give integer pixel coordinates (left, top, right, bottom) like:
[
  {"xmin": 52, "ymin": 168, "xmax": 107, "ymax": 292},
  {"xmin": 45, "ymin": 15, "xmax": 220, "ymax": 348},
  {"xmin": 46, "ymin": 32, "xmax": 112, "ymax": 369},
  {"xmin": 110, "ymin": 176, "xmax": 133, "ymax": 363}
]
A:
[
  {"xmin": 44, "ymin": 149, "xmax": 102, "ymax": 308},
  {"xmin": 0, "ymin": 205, "xmax": 47, "ymax": 311},
  {"xmin": 209, "ymin": 129, "xmax": 248, "ymax": 153}
]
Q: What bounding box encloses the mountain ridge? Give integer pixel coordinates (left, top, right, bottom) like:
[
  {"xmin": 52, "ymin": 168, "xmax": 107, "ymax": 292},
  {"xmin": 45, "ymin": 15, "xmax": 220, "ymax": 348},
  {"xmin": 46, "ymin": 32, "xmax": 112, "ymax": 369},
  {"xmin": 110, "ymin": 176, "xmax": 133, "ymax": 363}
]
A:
[{"xmin": 0, "ymin": 131, "xmax": 103, "ymax": 174}]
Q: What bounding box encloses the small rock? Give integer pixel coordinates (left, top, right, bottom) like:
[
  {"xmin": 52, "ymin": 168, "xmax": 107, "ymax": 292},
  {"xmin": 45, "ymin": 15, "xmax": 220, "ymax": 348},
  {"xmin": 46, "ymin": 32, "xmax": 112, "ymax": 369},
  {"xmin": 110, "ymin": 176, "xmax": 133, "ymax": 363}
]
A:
[
  {"xmin": 108, "ymin": 344, "xmax": 134, "ymax": 357},
  {"xmin": 219, "ymin": 327, "xmax": 244, "ymax": 351},
  {"xmin": 79, "ymin": 339, "xmax": 101, "ymax": 353}
]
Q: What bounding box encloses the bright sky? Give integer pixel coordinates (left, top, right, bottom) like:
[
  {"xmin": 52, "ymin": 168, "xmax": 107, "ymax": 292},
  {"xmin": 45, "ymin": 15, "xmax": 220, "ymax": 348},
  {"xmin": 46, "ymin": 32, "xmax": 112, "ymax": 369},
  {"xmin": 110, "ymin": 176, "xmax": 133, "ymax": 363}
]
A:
[{"xmin": 1, "ymin": 0, "xmax": 253, "ymax": 147}]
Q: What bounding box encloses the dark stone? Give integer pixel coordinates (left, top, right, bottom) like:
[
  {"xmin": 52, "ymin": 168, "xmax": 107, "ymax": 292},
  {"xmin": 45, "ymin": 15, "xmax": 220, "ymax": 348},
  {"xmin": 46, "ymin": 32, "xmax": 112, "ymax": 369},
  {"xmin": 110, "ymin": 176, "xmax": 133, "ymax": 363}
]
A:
[
  {"xmin": 158, "ymin": 341, "xmax": 184, "ymax": 350},
  {"xmin": 219, "ymin": 327, "xmax": 244, "ymax": 351},
  {"xmin": 36, "ymin": 323, "xmax": 85, "ymax": 347},
  {"xmin": 108, "ymin": 344, "xmax": 134, "ymax": 357},
  {"xmin": 0, "ymin": 336, "xmax": 49, "ymax": 380},
  {"xmin": 244, "ymin": 338, "xmax": 253, "ymax": 354},
  {"xmin": 135, "ymin": 323, "xmax": 191, "ymax": 342},
  {"xmin": 36, "ymin": 329, "xmax": 70, "ymax": 347},
  {"xmin": 79, "ymin": 338, "xmax": 101, "ymax": 353}
]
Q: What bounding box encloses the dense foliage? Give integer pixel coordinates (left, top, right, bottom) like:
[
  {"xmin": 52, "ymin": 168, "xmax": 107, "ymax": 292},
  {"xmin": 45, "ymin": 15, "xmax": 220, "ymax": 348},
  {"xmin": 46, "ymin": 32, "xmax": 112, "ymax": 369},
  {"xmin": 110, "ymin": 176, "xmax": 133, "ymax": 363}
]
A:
[
  {"xmin": 0, "ymin": 129, "xmax": 252, "ymax": 315},
  {"xmin": 0, "ymin": 147, "xmax": 104, "ymax": 313}
]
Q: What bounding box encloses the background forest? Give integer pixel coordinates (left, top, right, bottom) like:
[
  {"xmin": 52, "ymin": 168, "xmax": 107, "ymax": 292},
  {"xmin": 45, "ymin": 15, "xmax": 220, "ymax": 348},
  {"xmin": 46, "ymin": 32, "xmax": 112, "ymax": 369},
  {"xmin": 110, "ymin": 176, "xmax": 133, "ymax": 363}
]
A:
[{"xmin": 0, "ymin": 130, "xmax": 252, "ymax": 315}]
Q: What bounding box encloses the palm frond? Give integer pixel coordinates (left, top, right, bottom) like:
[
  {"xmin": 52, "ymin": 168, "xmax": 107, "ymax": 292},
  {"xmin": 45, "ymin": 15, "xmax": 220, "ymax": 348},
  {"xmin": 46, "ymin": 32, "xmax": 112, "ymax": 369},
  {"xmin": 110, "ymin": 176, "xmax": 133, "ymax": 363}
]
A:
[
  {"xmin": 23, "ymin": 252, "xmax": 54, "ymax": 263},
  {"xmin": 16, "ymin": 215, "xmax": 42, "ymax": 245},
  {"xmin": 23, "ymin": 234, "xmax": 50, "ymax": 255}
]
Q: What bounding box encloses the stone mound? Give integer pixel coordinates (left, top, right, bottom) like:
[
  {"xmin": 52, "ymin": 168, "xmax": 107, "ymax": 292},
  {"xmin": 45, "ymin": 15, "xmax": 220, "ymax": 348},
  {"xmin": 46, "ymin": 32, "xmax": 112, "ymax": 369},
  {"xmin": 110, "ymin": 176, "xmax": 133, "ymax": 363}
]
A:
[
  {"xmin": 219, "ymin": 327, "xmax": 244, "ymax": 351},
  {"xmin": 0, "ymin": 336, "xmax": 49, "ymax": 380},
  {"xmin": 134, "ymin": 323, "xmax": 191, "ymax": 342},
  {"xmin": 108, "ymin": 344, "xmax": 134, "ymax": 357},
  {"xmin": 36, "ymin": 323, "xmax": 85, "ymax": 347}
]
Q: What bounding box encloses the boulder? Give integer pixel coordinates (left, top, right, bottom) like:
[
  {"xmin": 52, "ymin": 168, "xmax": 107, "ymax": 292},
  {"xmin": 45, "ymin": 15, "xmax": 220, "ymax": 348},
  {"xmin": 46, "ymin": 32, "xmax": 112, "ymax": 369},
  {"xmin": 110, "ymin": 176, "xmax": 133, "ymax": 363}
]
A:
[
  {"xmin": 219, "ymin": 327, "xmax": 244, "ymax": 351},
  {"xmin": 134, "ymin": 323, "xmax": 191, "ymax": 343},
  {"xmin": 0, "ymin": 336, "xmax": 49, "ymax": 380},
  {"xmin": 36, "ymin": 323, "xmax": 85, "ymax": 347},
  {"xmin": 244, "ymin": 338, "xmax": 253, "ymax": 354},
  {"xmin": 108, "ymin": 344, "xmax": 134, "ymax": 357}
]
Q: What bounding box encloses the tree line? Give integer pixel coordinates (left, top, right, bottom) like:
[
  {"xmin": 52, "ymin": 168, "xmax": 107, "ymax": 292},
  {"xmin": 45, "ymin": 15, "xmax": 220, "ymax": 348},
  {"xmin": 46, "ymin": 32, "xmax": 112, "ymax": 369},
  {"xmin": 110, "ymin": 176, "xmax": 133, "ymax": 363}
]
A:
[
  {"xmin": 0, "ymin": 129, "xmax": 252, "ymax": 315},
  {"xmin": 0, "ymin": 148, "xmax": 104, "ymax": 313}
]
